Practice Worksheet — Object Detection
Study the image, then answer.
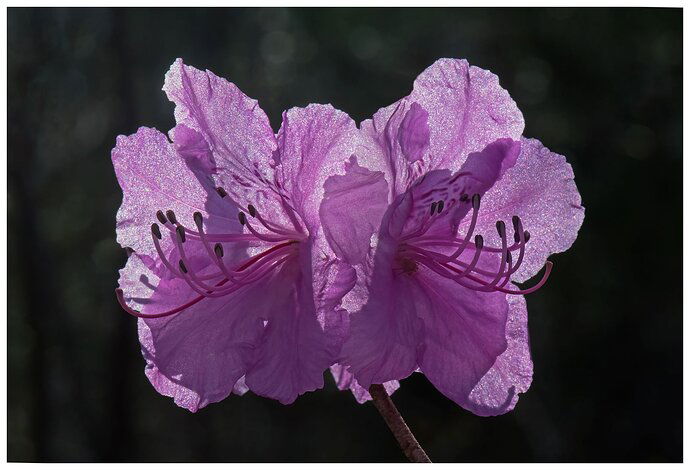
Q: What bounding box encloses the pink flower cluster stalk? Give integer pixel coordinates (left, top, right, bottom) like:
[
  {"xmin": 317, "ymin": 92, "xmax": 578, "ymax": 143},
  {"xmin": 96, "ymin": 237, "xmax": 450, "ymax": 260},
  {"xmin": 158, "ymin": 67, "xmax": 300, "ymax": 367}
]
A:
[{"xmin": 112, "ymin": 58, "xmax": 584, "ymax": 423}]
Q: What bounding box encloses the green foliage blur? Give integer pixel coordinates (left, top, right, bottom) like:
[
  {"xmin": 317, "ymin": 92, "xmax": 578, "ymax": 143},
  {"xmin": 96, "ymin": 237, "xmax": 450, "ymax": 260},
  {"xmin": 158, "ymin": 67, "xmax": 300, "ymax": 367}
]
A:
[{"xmin": 8, "ymin": 7, "xmax": 681, "ymax": 462}]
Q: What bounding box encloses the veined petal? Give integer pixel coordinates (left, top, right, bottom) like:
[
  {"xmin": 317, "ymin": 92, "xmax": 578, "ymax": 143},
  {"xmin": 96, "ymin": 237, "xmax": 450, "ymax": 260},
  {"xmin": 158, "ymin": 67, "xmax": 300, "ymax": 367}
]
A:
[
  {"xmin": 112, "ymin": 126, "xmax": 231, "ymax": 257},
  {"xmin": 319, "ymin": 156, "xmax": 389, "ymax": 265},
  {"xmin": 124, "ymin": 253, "xmax": 275, "ymax": 413},
  {"xmin": 466, "ymin": 293, "xmax": 532, "ymax": 416},
  {"xmin": 468, "ymin": 137, "xmax": 585, "ymax": 282},
  {"xmin": 340, "ymin": 238, "xmax": 422, "ymax": 388},
  {"xmin": 245, "ymin": 245, "xmax": 337, "ymax": 404},
  {"xmin": 163, "ymin": 59, "xmax": 281, "ymax": 219},
  {"xmin": 415, "ymin": 266, "xmax": 509, "ymax": 411},
  {"xmin": 273, "ymin": 104, "xmax": 359, "ymax": 232},
  {"xmin": 358, "ymin": 59, "xmax": 524, "ymax": 197},
  {"xmin": 410, "ymin": 58, "xmax": 524, "ymax": 171}
]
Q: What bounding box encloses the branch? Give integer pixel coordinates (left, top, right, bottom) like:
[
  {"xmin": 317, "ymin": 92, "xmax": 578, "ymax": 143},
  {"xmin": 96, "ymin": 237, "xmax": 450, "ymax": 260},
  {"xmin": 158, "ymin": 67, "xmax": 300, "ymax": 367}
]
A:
[{"xmin": 369, "ymin": 384, "xmax": 431, "ymax": 463}]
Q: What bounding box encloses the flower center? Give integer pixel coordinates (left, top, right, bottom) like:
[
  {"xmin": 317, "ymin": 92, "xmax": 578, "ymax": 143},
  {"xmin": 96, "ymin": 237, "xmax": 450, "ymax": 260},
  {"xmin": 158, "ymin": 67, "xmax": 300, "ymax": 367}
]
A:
[
  {"xmin": 394, "ymin": 193, "xmax": 551, "ymax": 295},
  {"xmin": 116, "ymin": 186, "xmax": 306, "ymax": 318}
]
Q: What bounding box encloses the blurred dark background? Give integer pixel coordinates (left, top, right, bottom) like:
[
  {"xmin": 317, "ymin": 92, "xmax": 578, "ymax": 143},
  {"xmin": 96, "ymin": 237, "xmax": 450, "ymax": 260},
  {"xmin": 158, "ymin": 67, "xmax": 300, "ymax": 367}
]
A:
[{"xmin": 8, "ymin": 7, "xmax": 682, "ymax": 462}]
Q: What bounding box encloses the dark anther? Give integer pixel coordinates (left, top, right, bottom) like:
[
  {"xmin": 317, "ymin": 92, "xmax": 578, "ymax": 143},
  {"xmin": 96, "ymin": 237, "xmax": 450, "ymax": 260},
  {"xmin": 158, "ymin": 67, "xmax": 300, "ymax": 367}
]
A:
[
  {"xmin": 214, "ymin": 243, "xmax": 224, "ymax": 258},
  {"xmin": 247, "ymin": 204, "xmax": 257, "ymax": 217},
  {"xmin": 474, "ymin": 234, "xmax": 484, "ymax": 249},
  {"xmin": 437, "ymin": 200, "xmax": 445, "ymax": 214},
  {"xmin": 506, "ymin": 251, "xmax": 513, "ymax": 264},
  {"xmin": 216, "ymin": 187, "xmax": 227, "ymax": 198},
  {"xmin": 176, "ymin": 225, "xmax": 186, "ymax": 243},
  {"xmin": 472, "ymin": 194, "xmax": 481, "ymax": 210},
  {"xmin": 523, "ymin": 231, "xmax": 531, "ymax": 243},
  {"xmin": 179, "ymin": 260, "xmax": 188, "ymax": 274},
  {"xmin": 238, "ymin": 212, "xmax": 246, "ymax": 226},
  {"xmin": 151, "ymin": 223, "xmax": 162, "ymax": 240},
  {"xmin": 430, "ymin": 201, "xmax": 438, "ymax": 215},
  {"xmin": 124, "ymin": 247, "xmax": 135, "ymax": 257},
  {"xmin": 166, "ymin": 210, "xmax": 178, "ymax": 225},
  {"xmin": 496, "ymin": 220, "xmax": 506, "ymax": 238},
  {"xmin": 460, "ymin": 194, "xmax": 469, "ymax": 202},
  {"xmin": 512, "ymin": 215, "xmax": 521, "ymax": 231},
  {"xmin": 193, "ymin": 211, "xmax": 203, "ymax": 228},
  {"xmin": 156, "ymin": 210, "xmax": 168, "ymax": 224}
]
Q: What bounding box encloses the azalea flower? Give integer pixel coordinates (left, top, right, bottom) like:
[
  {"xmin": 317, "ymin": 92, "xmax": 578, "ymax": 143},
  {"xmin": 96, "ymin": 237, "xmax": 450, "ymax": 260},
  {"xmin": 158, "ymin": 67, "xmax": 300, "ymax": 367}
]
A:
[
  {"xmin": 322, "ymin": 58, "xmax": 585, "ymax": 416},
  {"xmin": 113, "ymin": 59, "xmax": 359, "ymax": 411}
]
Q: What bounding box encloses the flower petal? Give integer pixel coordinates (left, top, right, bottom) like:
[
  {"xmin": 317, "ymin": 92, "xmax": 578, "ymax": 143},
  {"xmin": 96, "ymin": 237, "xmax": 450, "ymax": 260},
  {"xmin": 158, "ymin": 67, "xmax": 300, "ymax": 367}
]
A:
[
  {"xmin": 112, "ymin": 126, "xmax": 229, "ymax": 257},
  {"xmin": 466, "ymin": 293, "xmax": 532, "ymax": 416},
  {"xmin": 163, "ymin": 59, "xmax": 280, "ymax": 217},
  {"xmin": 340, "ymin": 237, "xmax": 423, "ymax": 388},
  {"xmin": 410, "ymin": 58, "xmax": 524, "ymax": 171},
  {"xmin": 129, "ymin": 254, "xmax": 277, "ymax": 412},
  {"xmin": 358, "ymin": 59, "xmax": 524, "ymax": 196},
  {"xmin": 319, "ymin": 156, "xmax": 389, "ymax": 265},
  {"xmin": 469, "ymin": 137, "xmax": 585, "ymax": 282},
  {"xmin": 415, "ymin": 269, "xmax": 509, "ymax": 411},
  {"xmin": 245, "ymin": 247, "xmax": 337, "ymax": 404},
  {"xmin": 273, "ymin": 104, "xmax": 359, "ymax": 232},
  {"xmin": 330, "ymin": 363, "xmax": 400, "ymax": 404}
]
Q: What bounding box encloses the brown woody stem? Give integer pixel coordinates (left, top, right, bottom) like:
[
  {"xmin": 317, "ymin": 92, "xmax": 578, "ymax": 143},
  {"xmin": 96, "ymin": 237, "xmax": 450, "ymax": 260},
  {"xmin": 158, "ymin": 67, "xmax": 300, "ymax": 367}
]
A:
[{"xmin": 369, "ymin": 384, "xmax": 432, "ymax": 463}]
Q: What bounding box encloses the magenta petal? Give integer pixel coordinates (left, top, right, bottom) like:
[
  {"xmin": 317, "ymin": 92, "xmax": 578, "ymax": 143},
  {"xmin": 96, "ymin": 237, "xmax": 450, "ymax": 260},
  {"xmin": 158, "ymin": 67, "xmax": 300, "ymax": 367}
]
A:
[
  {"xmin": 163, "ymin": 59, "xmax": 279, "ymax": 215},
  {"xmin": 245, "ymin": 252, "xmax": 336, "ymax": 404},
  {"xmin": 320, "ymin": 156, "xmax": 389, "ymax": 265},
  {"xmin": 330, "ymin": 363, "xmax": 400, "ymax": 404},
  {"xmin": 466, "ymin": 294, "xmax": 532, "ymax": 416},
  {"xmin": 470, "ymin": 137, "xmax": 585, "ymax": 282},
  {"xmin": 340, "ymin": 239, "xmax": 422, "ymax": 388},
  {"xmin": 415, "ymin": 269, "xmax": 509, "ymax": 410},
  {"xmin": 132, "ymin": 262, "xmax": 276, "ymax": 413},
  {"xmin": 274, "ymin": 104, "xmax": 359, "ymax": 232},
  {"xmin": 398, "ymin": 102, "xmax": 430, "ymax": 163},
  {"xmin": 112, "ymin": 127, "xmax": 216, "ymax": 257},
  {"xmin": 410, "ymin": 58, "xmax": 524, "ymax": 171}
]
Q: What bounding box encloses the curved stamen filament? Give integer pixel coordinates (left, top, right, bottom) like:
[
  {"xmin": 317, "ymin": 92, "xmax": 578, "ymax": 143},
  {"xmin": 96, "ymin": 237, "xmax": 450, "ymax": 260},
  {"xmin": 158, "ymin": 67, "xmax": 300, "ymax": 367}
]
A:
[
  {"xmin": 408, "ymin": 251, "xmax": 552, "ymax": 295},
  {"xmin": 117, "ymin": 241, "xmax": 298, "ymax": 319}
]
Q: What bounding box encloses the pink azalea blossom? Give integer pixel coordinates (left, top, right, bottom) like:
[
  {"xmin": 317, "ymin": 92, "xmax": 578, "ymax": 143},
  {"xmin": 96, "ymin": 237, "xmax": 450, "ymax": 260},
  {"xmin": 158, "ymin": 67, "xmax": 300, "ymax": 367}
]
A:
[
  {"xmin": 322, "ymin": 58, "xmax": 585, "ymax": 416},
  {"xmin": 113, "ymin": 59, "xmax": 359, "ymax": 411}
]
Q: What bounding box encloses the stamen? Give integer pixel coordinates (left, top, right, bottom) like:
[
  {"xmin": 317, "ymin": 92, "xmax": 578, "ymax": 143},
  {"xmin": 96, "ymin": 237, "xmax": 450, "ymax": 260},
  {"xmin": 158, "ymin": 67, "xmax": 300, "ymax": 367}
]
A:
[
  {"xmin": 214, "ymin": 243, "xmax": 224, "ymax": 258},
  {"xmin": 179, "ymin": 259, "xmax": 188, "ymax": 273},
  {"xmin": 238, "ymin": 212, "xmax": 246, "ymax": 226},
  {"xmin": 156, "ymin": 210, "xmax": 168, "ymax": 225},
  {"xmin": 430, "ymin": 201, "xmax": 437, "ymax": 215},
  {"xmin": 166, "ymin": 210, "xmax": 177, "ymax": 225},
  {"xmin": 151, "ymin": 223, "xmax": 162, "ymax": 240},
  {"xmin": 216, "ymin": 187, "xmax": 227, "ymax": 198},
  {"xmin": 176, "ymin": 225, "xmax": 186, "ymax": 243},
  {"xmin": 436, "ymin": 200, "xmax": 444, "ymax": 214},
  {"xmin": 193, "ymin": 211, "xmax": 203, "ymax": 229},
  {"xmin": 247, "ymin": 204, "xmax": 257, "ymax": 217}
]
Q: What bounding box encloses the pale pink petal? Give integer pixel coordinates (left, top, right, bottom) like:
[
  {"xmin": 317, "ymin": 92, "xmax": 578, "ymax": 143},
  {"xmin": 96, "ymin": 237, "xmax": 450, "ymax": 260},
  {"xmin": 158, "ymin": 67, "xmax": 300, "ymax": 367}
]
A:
[
  {"xmin": 468, "ymin": 137, "xmax": 585, "ymax": 282},
  {"xmin": 112, "ymin": 127, "xmax": 224, "ymax": 257},
  {"xmin": 358, "ymin": 99, "xmax": 428, "ymax": 196},
  {"xmin": 466, "ymin": 293, "xmax": 532, "ymax": 416},
  {"xmin": 273, "ymin": 104, "xmax": 359, "ymax": 232},
  {"xmin": 319, "ymin": 156, "xmax": 389, "ymax": 265},
  {"xmin": 330, "ymin": 363, "xmax": 400, "ymax": 404},
  {"xmin": 410, "ymin": 58, "xmax": 524, "ymax": 171},
  {"xmin": 163, "ymin": 59, "xmax": 280, "ymax": 218}
]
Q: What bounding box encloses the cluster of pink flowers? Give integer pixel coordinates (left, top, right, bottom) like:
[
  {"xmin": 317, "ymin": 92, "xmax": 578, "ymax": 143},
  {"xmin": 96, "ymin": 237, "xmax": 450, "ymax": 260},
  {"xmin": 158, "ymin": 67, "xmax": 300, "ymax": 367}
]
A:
[{"xmin": 113, "ymin": 58, "xmax": 584, "ymax": 415}]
